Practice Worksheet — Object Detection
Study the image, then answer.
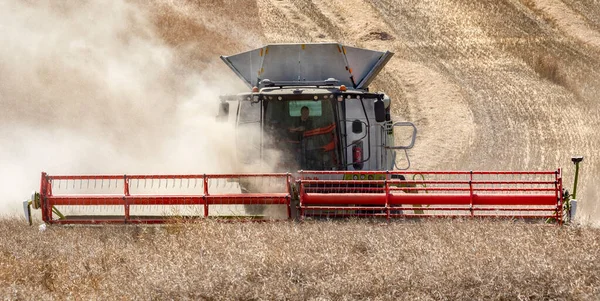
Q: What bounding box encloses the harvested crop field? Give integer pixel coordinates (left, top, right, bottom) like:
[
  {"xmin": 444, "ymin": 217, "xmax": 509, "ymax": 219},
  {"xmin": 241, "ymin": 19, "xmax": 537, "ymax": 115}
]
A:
[
  {"xmin": 1, "ymin": 219, "xmax": 599, "ymax": 300},
  {"xmin": 2, "ymin": 0, "xmax": 600, "ymax": 299}
]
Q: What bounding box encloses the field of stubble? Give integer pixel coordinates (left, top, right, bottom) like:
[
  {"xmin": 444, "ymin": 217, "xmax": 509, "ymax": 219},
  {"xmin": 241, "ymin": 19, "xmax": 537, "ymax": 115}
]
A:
[{"xmin": 1, "ymin": 219, "xmax": 599, "ymax": 300}]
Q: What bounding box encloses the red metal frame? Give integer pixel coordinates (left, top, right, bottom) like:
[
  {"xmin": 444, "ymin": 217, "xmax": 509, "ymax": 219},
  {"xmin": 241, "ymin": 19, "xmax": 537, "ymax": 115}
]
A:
[
  {"xmin": 37, "ymin": 169, "xmax": 565, "ymax": 225},
  {"xmin": 297, "ymin": 170, "xmax": 563, "ymax": 224},
  {"xmin": 39, "ymin": 172, "xmax": 292, "ymax": 224}
]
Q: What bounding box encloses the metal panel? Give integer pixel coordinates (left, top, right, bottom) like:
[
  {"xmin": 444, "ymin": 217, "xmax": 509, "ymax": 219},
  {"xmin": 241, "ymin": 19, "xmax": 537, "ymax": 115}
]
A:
[
  {"xmin": 354, "ymin": 50, "xmax": 394, "ymax": 89},
  {"xmin": 343, "ymin": 46, "xmax": 388, "ymax": 88},
  {"xmin": 220, "ymin": 47, "xmax": 264, "ymax": 88},
  {"xmin": 221, "ymin": 43, "xmax": 392, "ymax": 89},
  {"xmin": 344, "ymin": 98, "xmax": 378, "ymax": 171}
]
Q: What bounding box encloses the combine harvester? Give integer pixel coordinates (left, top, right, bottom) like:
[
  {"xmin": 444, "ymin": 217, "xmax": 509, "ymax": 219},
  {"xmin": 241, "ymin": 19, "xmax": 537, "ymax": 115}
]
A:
[{"xmin": 23, "ymin": 43, "xmax": 583, "ymax": 225}]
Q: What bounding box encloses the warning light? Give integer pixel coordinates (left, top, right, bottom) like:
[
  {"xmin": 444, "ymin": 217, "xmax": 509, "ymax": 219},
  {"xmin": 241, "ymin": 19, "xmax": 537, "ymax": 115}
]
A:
[
  {"xmin": 340, "ymin": 85, "xmax": 347, "ymax": 92},
  {"xmin": 252, "ymin": 86, "xmax": 259, "ymax": 92}
]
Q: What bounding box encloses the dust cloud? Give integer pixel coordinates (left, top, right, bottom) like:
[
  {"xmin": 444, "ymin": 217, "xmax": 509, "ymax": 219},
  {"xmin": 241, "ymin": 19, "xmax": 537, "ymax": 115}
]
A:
[{"xmin": 0, "ymin": 0, "xmax": 263, "ymax": 214}]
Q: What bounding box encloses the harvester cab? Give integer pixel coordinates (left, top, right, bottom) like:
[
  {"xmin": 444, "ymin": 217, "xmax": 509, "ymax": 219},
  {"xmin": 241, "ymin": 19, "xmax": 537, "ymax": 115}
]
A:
[{"xmin": 218, "ymin": 43, "xmax": 417, "ymax": 173}]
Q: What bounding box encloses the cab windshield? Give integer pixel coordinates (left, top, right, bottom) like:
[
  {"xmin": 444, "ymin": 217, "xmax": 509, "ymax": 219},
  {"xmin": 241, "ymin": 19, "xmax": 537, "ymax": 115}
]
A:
[{"xmin": 264, "ymin": 99, "xmax": 339, "ymax": 171}]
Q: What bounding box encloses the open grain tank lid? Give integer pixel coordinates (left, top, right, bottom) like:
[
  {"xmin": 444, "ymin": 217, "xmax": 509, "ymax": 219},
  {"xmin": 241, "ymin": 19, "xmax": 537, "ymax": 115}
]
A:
[{"xmin": 220, "ymin": 43, "xmax": 393, "ymax": 89}]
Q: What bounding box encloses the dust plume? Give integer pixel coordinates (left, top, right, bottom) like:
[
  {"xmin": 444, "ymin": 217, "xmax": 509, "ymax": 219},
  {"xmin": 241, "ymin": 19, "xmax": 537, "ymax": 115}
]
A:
[{"xmin": 0, "ymin": 0, "xmax": 264, "ymax": 214}]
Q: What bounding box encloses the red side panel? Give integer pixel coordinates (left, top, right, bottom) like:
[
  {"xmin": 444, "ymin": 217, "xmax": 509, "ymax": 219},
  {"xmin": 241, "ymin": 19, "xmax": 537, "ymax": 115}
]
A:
[
  {"xmin": 297, "ymin": 170, "xmax": 563, "ymax": 224},
  {"xmin": 39, "ymin": 173, "xmax": 292, "ymax": 224}
]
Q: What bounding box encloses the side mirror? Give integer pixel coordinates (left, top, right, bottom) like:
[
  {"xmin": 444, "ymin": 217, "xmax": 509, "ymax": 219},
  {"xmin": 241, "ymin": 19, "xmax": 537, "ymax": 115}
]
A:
[
  {"xmin": 374, "ymin": 99, "xmax": 385, "ymax": 123},
  {"xmin": 352, "ymin": 119, "xmax": 363, "ymax": 133},
  {"xmin": 217, "ymin": 102, "xmax": 229, "ymax": 122}
]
